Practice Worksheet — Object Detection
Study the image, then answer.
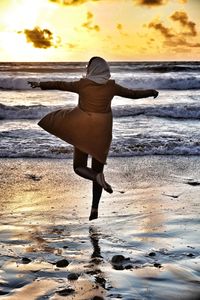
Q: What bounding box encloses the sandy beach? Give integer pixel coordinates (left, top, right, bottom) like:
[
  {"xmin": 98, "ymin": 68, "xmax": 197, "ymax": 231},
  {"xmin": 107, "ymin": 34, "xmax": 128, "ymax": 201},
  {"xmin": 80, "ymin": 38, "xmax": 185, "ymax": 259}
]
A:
[{"xmin": 0, "ymin": 156, "xmax": 200, "ymax": 300}]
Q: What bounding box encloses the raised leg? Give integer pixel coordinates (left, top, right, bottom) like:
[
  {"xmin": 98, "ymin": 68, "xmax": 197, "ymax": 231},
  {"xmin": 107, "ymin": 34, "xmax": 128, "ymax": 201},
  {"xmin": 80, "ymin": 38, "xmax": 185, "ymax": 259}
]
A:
[
  {"xmin": 73, "ymin": 147, "xmax": 98, "ymax": 181},
  {"xmin": 73, "ymin": 148, "xmax": 112, "ymax": 220}
]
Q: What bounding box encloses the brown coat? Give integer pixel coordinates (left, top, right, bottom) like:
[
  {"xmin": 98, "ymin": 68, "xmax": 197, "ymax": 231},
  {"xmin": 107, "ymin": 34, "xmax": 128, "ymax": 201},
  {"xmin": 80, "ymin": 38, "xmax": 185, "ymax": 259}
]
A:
[{"xmin": 38, "ymin": 79, "xmax": 154, "ymax": 163}]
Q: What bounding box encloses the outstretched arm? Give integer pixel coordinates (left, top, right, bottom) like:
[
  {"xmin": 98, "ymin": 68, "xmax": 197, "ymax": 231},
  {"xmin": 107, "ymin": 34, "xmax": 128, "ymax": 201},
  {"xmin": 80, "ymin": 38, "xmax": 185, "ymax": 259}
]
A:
[
  {"xmin": 28, "ymin": 80, "xmax": 80, "ymax": 93},
  {"xmin": 114, "ymin": 83, "xmax": 158, "ymax": 99}
]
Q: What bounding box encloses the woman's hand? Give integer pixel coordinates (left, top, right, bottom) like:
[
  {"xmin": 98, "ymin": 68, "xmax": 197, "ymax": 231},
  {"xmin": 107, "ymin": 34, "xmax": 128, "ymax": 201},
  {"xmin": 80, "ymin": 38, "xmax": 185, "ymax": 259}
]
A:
[
  {"xmin": 151, "ymin": 90, "xmax": 159, "ymax": 98},
  {"xmin": 28, "ymin": 81, "xmax": 40, "ymax": 88}
]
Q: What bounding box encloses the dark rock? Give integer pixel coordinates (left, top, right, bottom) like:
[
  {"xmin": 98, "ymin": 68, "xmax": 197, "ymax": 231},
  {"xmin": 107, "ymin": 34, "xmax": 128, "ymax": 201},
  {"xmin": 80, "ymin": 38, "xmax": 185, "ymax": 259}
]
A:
[
  {"xmin": 113, "ymin": 264, "xmax": 124, "ymax": 270},
  {"xmin": 56, "ymin": 259, "xmax": 69, "ymax": 268},
  {"xmin": 107, "ymin": 294, "xmax": 122, "ymax": 299},
  {"xmin": 148, "ymin": 252, "xmax": 156, "ymax": 257},
  {"xmin": 0, "ymin": 291, "xmax": 9, "ymax": 295},
  {"xmin": 111, "ymin": 255, "xmax": 125, "ymax": 264},
  {"xmin": 56, "ymin": 288, "xmax": 75, "ymax": 296},
  {"xmin": 187, "ymin": 253, "xmax": 195, "ymax": 257},
  {"xmin": 31, "ymin": 270, "xmax": 40, "ymax": 273},
  {"xmin": 67, "ymin": 273, "xmax": 79, "ymax": 280},
  {"xmin": 125, "ymin": 264, "xmax": 133, "ymax": 269},
  {"xmin": 187, "ymin": 181, "xmax": 200, "ymax": 186},
  {"xmin": 63, "ymin": 246, "xmax": 68, "ymax": 249},
  {"xmin": 154, "ymin": 263, "xmax": 162, "ymax": 268},
  {"xmin": 21, "ymin": 257, "xmax": 31, "ymax": 264},
  {"xmin": 92, "ymin": 297, "xmax": 104, "ymax": 300}
]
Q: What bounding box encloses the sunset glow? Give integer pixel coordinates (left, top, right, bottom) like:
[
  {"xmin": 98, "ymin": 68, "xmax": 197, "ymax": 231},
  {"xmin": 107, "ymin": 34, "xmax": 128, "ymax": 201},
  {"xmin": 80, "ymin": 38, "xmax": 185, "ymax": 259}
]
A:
[{"xmin": 0, "ymin": 0, "xmax": 199, "ymax": 61}]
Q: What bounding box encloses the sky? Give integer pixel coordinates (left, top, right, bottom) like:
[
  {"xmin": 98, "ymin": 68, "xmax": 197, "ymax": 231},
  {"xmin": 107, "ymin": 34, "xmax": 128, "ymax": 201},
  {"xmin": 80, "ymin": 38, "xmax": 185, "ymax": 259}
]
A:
[{"xmin": 0, "ymin": 0, "xmax": 199, "ymax": 61}]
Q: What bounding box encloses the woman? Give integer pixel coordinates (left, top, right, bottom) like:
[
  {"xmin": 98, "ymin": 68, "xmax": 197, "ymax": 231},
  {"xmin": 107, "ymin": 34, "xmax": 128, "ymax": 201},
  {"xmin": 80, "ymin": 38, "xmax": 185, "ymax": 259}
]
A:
[{"xmin": 28, "ymin": 56, "xmax": 158, "ymax": 221}]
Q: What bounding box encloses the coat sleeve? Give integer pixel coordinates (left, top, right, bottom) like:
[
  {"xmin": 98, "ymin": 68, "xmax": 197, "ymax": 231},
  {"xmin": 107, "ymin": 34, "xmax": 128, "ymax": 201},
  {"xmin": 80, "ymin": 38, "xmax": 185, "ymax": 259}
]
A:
[
  {"xmin": 39, "ymin": 80, "xmax": 80, "ymax": 93},
  {"xmin": 114, "ymin": 83, "xmax": 154, "ymax": 99}
]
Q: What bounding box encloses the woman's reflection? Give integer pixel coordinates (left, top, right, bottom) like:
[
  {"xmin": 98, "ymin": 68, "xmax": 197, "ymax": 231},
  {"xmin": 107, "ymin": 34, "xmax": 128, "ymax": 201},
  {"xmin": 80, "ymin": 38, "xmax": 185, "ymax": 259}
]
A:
[{"xmin": 89, "ymin": 225, "xmax": 102, "ymax": 259}]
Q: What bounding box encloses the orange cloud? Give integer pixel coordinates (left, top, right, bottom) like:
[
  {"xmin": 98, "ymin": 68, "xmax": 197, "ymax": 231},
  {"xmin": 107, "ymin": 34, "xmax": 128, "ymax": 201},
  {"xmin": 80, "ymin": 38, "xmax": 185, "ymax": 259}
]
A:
[
  {"xmin": 133, "ymin": 0, "xmax": 187, "ymax": 6},
  {"xmin": 116, "ymin": 23, "xmax": 128, "ymax": 37},
  {"xmin": 134, "ymin": 0, "xmax": 168, "ymax": 7},
  {"xmin": 82, "ymin": 11, "xmax": 100, "ymax": 32},
  {"xmin": 148, "ymin": 12, "xmax": 200, "ymax": 49},
  {"xmin": 19, "ymin": 27, "xmax": 60, "ymax": 48},
  {"xmin": 148, "ymin": 21, "xmax": 174, "ymax": 38},
  {"xmin": 165, "ymin": 37, "xmax": 200, "ymax": 48},
  {"xmin": 170, "ymin": 11, "xmax": 197, "ymax": 36},
  {"xmin": 116, "ymin": 23, "xmax": 123, "ymax": 30},
  {"xmin": 49, "ymin": 0, "xmax": 99, "ymax": 5}
]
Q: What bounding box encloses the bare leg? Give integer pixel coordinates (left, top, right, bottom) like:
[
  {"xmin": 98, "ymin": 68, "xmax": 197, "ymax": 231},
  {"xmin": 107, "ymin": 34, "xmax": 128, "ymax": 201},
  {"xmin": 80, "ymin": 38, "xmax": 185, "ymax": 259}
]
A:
[
  {"xmin": 73, "ymin": 147, "xmax": 98, "ymax": 181},
  {"xmin": 73, "ymin": 148, "xmax": 112, "ymax": 220},
  {"xmin": 89, "ymin": 157, "xmax": 104, "ymax": 221}
]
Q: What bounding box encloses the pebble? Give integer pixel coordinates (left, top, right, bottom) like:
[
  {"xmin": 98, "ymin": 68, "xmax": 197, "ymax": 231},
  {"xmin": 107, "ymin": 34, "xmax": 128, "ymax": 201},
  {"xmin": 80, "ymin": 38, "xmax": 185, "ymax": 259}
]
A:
[
  {"xmin": 67, "ymin": 273, "xmax": 79, "ymax": 280},
  {"xmin": 108, "ymin": 294, "xmax": 122, "ymax": 299},
  {"xmin": 21, "ymin": 257, "xmax": 31, "ymax": 264},
  {"xmin": 187, "ymin": 181, "xmax": 200, "ymax": 186},
  {"xmin": 113, "ymin": 264, "xmax": 124, "ymax": 270},
  {"xmin": 124, "ymin": 264, "xmax": 133, "ymax": 269},
  {"xmin": 56, "ymin": 259, "xmax": 69, "ymax": 268},
  {"xmin": 154, "ymin": 263, "xmax": 162, "ymax": 268},
  {"xmin": 187, "ymin": 253, "xmax": 195, "ymax": 257},
  {"xmin": 148, "ymin": 252, "xmax": 156, "ymax": 257},
  {"xmin": 111, "ymin": 255, "xmax": 125, "ymax": 264},
  {"xmin": 56, "ymin": 288, "xmax": 75, "ymax": 296}
]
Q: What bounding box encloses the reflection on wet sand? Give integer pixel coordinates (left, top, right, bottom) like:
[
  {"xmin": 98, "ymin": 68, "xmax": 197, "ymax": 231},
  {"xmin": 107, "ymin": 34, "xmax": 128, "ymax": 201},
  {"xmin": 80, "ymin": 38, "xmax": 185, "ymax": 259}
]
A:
[
  {"xmin": 0, "ymin": 157, "xmax": 200, "ymax": 299},
  {"xmin": 89, "ymin": 226, "xmax": 102, "ymax": 259},
  {"xmin": 0, "ymin": 224, "xmax": 107, "ymax": 300},
  {"xmin": 136, "ymin": 187, "xmax": 166, "ymax": 243}
]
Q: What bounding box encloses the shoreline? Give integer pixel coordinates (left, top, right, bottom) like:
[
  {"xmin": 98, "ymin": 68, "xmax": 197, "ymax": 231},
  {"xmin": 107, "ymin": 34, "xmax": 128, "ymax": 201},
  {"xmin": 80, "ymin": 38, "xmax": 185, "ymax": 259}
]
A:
[{"xmin": 0, "ymin": 156, "xmax": 200, "ymax": 299}]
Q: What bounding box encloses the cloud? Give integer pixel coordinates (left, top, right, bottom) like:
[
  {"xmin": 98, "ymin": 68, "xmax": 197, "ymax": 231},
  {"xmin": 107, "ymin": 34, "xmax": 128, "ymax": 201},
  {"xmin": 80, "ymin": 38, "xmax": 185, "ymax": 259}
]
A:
[
  {"xmin": 134, "ymin": 0, "xmax": 168, "ymax": 7},
  {"xmin": 133, "ymin": 0, "xmax": 187, "ymax": 6},
  {"xmin": 170, "ymin": 11, "xmax": 197, "ymax": 36},
  {"xmin": 116, "ymin": 23, "xmax": 123, "ymax": 30},
  {"xmin": 20, "ymin": 27, "xmax": 60, "ymax": 49},
  {"xmin": 49, "ymin": 0, "xmax": 99, "ymax": 5},
  {"xmin": 147, "ymin": 12, "xmax": 200, "ymax": 49},
  {"xmin": 165, "ymin": 37, "xmax": 200, "ymax": 48},
  {"xmin": 82, "ymin": 11, "xmax": 100, "ymax": 31},
  {"xmin": 148, "ymin": 21, "xmax": 174, "ymax": 38},
  {"xmin": 116, "ymin": 23, "xmax": 128, "ymax": 36}
]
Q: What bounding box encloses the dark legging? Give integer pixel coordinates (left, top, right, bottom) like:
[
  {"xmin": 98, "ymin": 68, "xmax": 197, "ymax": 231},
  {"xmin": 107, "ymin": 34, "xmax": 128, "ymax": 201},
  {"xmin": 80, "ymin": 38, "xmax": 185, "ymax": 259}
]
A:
[{"xmin": 73, "ymin": 147, "xmax": 104, "ymax": 210}]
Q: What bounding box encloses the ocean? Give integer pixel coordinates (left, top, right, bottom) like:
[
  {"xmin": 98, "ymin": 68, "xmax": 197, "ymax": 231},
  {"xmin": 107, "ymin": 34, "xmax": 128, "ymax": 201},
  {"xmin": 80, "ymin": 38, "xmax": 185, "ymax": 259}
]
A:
[{"xmin": 0, "ymin": 61, "xmax": 200, "ymax": 159}]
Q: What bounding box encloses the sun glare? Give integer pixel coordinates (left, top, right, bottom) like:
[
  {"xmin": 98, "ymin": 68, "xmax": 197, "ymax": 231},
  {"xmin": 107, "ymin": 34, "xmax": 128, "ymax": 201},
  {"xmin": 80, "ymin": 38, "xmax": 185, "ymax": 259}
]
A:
[
  {"xmin": 0, "ymin": 0, "xmax": 199, "ymax": 61},
  {"xmin": 3, "ymin": 0, "xmax": 42, "ymax": 30},
  {"xmin": 0, "ymin": 31, "xmax": 52, "ymax": 61},
  {"xmin": 0, "ymin": 0, "xmax": 59, "ymax": 61}
]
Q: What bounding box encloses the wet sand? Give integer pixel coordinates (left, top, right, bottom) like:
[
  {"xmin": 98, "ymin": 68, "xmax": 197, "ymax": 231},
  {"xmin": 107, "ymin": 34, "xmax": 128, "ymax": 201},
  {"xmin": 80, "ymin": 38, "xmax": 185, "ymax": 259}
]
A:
[{"xmin": 0, "ymin": 156, "xmax": 200, "ymax": 300}]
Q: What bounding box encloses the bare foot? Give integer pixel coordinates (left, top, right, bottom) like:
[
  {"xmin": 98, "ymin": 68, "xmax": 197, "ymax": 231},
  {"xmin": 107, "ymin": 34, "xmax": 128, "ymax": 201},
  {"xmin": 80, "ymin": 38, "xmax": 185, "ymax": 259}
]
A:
[
  {"xmin": 89, "ymin": 208, "xmax": 98, "ymax": 221},
  {"xmin": 96, "ymin": 173, "xmax": 113, "ymax": 194}
]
